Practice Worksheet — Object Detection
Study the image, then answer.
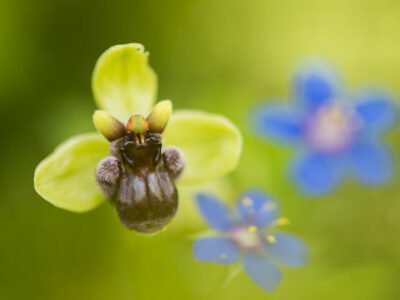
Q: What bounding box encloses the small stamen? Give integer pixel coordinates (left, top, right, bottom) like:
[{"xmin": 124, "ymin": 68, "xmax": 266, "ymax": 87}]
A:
[
  {"xmin": 248, "ymin": 226, "xmax": 257, "ymax": 233},
  {"xmin": 267, "ymin": 235, "xmax": 276, "ymax": 244}
]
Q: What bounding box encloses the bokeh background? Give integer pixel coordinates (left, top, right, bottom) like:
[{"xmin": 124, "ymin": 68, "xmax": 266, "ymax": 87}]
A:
[{"xmin": 1, "ymin": 0, "xmax": 400, "ymax": 299}]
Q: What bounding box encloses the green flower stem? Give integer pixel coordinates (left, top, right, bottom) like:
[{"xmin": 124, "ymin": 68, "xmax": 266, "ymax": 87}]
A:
[{"xmin": 207, "ymin": 263, "xmax": 241, "ymax": 300}]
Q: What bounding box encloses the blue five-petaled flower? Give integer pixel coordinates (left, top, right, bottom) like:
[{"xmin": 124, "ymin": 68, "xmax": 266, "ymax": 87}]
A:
[
  {"xmin": 193, "ymin": 191, "xmax": 307, "ymax": 292},
  {"xmin": 253, "ymin": 62, "xmax": 398, "ymax": 195}
]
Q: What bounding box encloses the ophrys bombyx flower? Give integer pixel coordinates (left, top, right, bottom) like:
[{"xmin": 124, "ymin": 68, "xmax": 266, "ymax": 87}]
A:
[
  {"xmin": 93, "ymin": 101, "xmax": 184, "ymax": 233},
  {"xmin": 34, "ymin": 44, "xmax": 242, "ymax": 233},
  {"xmin": 194, "ymin": 191, "xmax": 307, "ymax": 292}
]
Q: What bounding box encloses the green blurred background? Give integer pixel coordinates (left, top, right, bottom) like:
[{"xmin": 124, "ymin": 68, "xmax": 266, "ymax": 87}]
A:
[{"xmin": 1, "ymin": 0, "xmax": 400, "ymax": 299}]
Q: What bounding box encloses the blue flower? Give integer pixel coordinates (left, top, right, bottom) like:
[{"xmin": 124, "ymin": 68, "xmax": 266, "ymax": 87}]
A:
[
  {"xmin": 253, "ymin": 62, "xmax": 398, "ymax": 195},
  {"xmin": 193, "ymin": 191, "xmax": 307, "ymax": 292}
]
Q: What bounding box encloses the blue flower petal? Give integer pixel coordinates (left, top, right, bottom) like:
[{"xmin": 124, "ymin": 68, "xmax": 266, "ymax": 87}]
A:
[
  {"xmin": 253, "ymin": 105, "xmax": 303, "ymax": 143},
  {"xmin": 237, "ymin": 190, "xmax": 279, "ymax": 229},
  {"xmin": 196, "ymin": 193, "xmax": 234, "ymax": 232},
  {"xmin": 265, "ymin": 233, "xmax": 307, "ymax": 267},
  {"xmin": 355, "ymin": 91, "xmax": 398, "ymax": 134},
  {"xmin": 350, "ymin": 142, "xmax": 392, "ymax": 185},
  {"xmin": 193, "ymin": 237, "xmax": 239, "ymax": 264},
  {"xmin": 291, "ymin": 152, "xmax": 343, "ymax": 195},
  {"xmin": 243, "ymin": 252, "xmax": 282, "ymax": 292},
  {"xmin": 294, "ymin": 63, "xmax": 341, "ymax": 111}
]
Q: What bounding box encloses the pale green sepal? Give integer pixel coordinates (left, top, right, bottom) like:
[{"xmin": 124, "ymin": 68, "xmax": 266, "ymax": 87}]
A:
[
  {"xmin": 92, "ymin": 43, "xmax": 157, "ymax": 122},
  {"xmin": 34, "ymin": 133, "xmax": 109, "ymax": 213},
  {"xmin": 163, "ymin": 110, "xmax": 242, "ymax": 185}
]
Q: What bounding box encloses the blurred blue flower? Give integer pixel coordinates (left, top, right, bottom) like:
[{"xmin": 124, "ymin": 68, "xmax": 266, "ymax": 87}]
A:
[
  {"xmin": 253, "ymin": 63, "xmax": 398, "ymax": 195},
  {"xmin": 193, "ymin": 191, "xmax": 307, "ymax": 292}
]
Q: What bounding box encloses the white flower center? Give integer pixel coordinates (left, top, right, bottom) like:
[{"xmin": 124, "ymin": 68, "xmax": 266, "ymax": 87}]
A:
[
  {"xmin": 230, "ymin": 226, "xmax": 264, "ymax": 251},
  {"xmin": 306, "ymin": 104, "xmax": 360, "ymax": 153}
]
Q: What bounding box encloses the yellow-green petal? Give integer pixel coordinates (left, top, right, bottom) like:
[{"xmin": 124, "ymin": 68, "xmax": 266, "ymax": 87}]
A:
[
  {"xmin": 163, "ymin": 110, "xmax": 242, "ymax": 185},
  {"xmin": 34, "ymin": 133, "xmax": 109, "ymax": 213},
  {"xmin": 92, "ymin": 43, "xmax": 157, "ymax": 122}
]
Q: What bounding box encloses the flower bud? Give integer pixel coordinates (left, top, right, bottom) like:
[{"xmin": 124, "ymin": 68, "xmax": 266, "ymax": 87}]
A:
[
  {"xmin": 93, "ymin": 110, "xmax": 126, "ymax": 141},
  {"xmin": 147, "ymin": 100, "xmax": 172, "ymax": 133}
]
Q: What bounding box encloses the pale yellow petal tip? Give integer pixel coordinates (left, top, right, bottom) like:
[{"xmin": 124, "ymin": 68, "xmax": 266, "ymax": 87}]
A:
[
  {"xmin": 103, "ymin": 43, "xmax": 147, "ymax": 58},
  {"xmin": 267, "ymin": 235, "xmax": 276, "ymax": 244},
  {"xmin": 127, "ymin": 114, "xmax": 149, "ymax": 134},
  {"xmin": 93, "ymin": 110, "xmax": 126, "ymax": 141},
  {"xmin": 248, "ymin": 226, "xmax": 257, "ymax": 233},
  {"xmin": 93, "ymin": 44, "xmax": 149, "ymax": 77},
  {"xmin": 147, "ymin": 100, "xmax": 172, "ymax": 133}
]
